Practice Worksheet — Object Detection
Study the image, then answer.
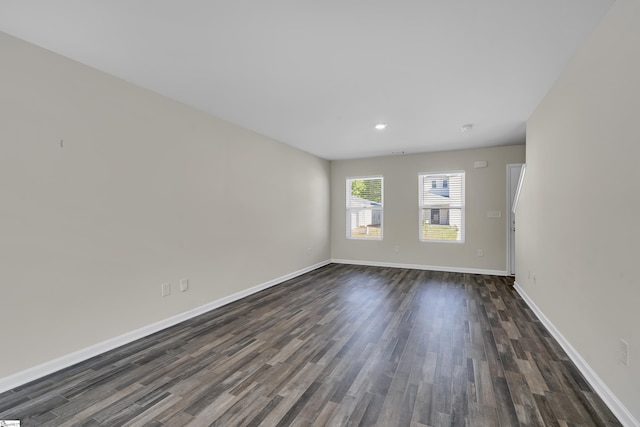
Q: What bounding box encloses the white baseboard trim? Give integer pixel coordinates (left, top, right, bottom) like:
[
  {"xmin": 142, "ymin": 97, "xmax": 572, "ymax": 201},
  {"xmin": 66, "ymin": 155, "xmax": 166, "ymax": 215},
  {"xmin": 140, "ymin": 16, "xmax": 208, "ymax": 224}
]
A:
[
  {"xmin": 0, "ymin": 260, "xmax": 331, "ymax": 394},
  {"xmin": 513, "ymin": 282, "xmax": 639, "ymax": 427},
  {"xmin": 331, "ymin": 258, "xmax": 508, "ymax": 276}
]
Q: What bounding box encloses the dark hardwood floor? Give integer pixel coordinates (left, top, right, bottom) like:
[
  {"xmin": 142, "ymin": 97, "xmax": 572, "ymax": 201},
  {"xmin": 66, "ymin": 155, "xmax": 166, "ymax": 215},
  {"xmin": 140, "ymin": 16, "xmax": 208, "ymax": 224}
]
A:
[{"xmin": 0, "ymin": 264, "xmax": 621, "ymax": 426}]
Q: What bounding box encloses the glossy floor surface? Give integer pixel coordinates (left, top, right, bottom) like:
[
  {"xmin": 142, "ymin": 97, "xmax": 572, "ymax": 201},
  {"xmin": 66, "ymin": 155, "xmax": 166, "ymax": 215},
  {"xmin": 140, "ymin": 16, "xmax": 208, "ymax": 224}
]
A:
[{"xmin": 0, "ymin": 264, "xmax": 621, "ymax": 426}]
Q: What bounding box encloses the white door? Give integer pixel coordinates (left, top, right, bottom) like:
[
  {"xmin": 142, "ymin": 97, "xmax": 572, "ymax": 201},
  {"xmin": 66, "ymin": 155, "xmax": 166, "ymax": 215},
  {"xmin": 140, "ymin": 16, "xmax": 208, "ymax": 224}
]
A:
[{"xmin": 507, "ymin": 164, "xmax": 524, "ymax": 275}]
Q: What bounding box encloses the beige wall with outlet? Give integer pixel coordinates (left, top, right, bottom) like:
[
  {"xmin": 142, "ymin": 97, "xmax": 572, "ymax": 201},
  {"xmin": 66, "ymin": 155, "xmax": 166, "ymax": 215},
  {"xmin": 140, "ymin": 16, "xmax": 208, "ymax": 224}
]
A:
[
  {"xmin": 331, "ymin": 145, "xmax": 525, "ymax": 273},
  {"xmin": 517, "ymin": 0, "xmax": 640, "ymax": 421},
  {"xmin": 0, "ymin": 32, "xmax": 331, "ymax": 379}
]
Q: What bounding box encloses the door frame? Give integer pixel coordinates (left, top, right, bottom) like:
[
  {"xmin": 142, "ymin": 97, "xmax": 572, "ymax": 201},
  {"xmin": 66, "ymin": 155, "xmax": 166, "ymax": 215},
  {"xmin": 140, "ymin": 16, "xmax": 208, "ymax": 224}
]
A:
[{"xmin": 506, "ymin": 163, "xmax": 524, "ymax": 276}]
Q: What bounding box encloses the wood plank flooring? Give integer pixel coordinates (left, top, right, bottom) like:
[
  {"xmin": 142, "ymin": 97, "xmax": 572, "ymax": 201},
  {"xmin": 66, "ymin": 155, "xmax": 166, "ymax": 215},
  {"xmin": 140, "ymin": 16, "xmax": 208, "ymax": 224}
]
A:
[{"xmin": 0, "ymin": 264, "xmax": 622, "ymax": 426}]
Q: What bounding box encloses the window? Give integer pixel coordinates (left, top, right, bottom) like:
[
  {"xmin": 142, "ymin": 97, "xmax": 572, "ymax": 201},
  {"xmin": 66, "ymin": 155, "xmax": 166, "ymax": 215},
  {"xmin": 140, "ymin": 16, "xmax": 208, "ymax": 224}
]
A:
[
  {"xmin": 346, "ymin": 176, "xmax": 383, "ymax": 239},
  {"xmin": 419, "ymin": 171, "xmax": 464, "ymax": 242}
]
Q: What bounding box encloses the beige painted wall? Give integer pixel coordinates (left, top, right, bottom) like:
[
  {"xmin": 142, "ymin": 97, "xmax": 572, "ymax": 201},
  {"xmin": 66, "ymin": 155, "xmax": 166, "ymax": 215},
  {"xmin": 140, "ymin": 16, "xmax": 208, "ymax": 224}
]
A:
[
  {"xmin": 331, "ymin": 145, "xmax": 525, "ymax": 272},
  {"xmin": 517, "ymin": 0, "xmax": 640, "ymax": 421},
  {"xmin": 0, "ymin": 32, "xmax": 330, "ymax": 378}
]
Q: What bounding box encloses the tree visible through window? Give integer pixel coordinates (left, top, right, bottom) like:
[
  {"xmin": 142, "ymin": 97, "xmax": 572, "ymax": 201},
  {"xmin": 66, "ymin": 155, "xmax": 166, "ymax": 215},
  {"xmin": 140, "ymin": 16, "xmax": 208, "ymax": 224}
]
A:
[
  {"xmin": 419, "ymin": 172, "xmax": 464, "ymax": 242},
  {"xmin": 346, "ymin": 176, "xmax": 383, "ymax": 239}
]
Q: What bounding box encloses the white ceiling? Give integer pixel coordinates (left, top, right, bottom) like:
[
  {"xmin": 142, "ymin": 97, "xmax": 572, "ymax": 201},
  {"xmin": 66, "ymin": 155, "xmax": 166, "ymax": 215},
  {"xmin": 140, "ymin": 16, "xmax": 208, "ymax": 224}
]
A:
[{"xmin": 0, "ymin": 0, "xmax": 613, "ymax": 160}]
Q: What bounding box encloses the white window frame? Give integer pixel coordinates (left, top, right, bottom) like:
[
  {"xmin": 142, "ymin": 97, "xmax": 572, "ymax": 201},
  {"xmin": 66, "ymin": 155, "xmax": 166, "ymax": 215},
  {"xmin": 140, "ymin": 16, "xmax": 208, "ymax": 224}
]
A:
[
  {"xmin": 418, "ymin": 171, "xmax": 465, "ymax": 243},
  {"xmin": 346, "ymin": 176, "xmax": 383, "ymax": 240}
]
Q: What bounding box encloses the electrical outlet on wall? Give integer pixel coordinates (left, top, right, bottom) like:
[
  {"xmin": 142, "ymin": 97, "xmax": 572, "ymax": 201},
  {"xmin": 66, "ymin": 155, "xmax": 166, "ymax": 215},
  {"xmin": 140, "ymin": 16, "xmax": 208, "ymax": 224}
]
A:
[
  {"xmin": 619, "ymin": 338, "xmax": 630, "ymax": 367},
  {"xmin": 161, "ymin": 282, "xmax": 171, "ymax": 297}
]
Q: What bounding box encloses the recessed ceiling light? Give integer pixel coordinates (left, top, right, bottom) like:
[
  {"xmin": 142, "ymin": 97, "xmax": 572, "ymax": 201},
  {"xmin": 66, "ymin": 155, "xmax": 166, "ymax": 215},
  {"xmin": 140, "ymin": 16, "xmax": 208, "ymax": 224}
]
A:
[
  {"xmin": 374, "ymin": 123, "xmax": 388, "ymax": 130},
  {"xmin": 461, "ymin": 124, "xmax": 473, "ymax": 132}
]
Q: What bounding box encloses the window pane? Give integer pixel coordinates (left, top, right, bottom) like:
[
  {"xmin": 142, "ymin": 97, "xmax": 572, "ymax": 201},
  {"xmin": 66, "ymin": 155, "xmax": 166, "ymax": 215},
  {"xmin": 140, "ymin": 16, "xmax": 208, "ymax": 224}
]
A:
[
  {"xmin": 419, "ymin": 172, "xmax": 464, "ymax": 242},
  {"xmin": 346, "ymin": 177, "xmax": 383, "ymax": 240}
]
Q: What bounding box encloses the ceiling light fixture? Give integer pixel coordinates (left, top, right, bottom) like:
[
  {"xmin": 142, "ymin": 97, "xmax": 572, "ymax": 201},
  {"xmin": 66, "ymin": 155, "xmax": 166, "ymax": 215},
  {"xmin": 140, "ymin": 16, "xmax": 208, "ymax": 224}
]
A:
[
  {"xmin": 461, "ymin": 124, "xmax": 473, "ymax": 133},
  {"xmin": 374, "ymin": 123, "xmax": 388, "ymax": 130}
]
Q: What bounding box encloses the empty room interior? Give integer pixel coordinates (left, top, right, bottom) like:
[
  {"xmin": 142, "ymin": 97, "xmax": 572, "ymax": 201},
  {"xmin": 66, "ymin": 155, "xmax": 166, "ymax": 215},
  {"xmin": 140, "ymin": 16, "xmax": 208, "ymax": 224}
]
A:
[{"xmin": 1, "ymin": 1, "xmax": 639, "ymax": 426}]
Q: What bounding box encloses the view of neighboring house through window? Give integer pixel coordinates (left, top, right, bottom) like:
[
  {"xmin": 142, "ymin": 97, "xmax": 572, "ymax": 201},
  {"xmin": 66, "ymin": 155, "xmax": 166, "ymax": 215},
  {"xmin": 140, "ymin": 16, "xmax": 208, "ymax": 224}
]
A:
[
  {"xmin": 346, "ymin": 176, "xmax": 383, "ymax": 239},
  {"xmin": 419, "ymin": 171, "xmax": 465, "ymax": 242}
]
